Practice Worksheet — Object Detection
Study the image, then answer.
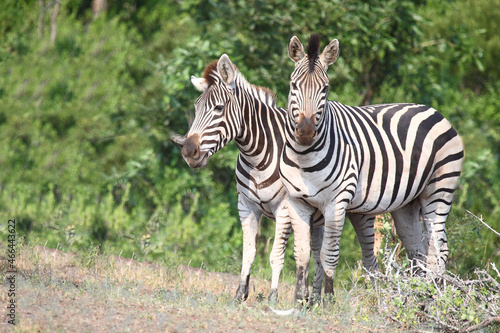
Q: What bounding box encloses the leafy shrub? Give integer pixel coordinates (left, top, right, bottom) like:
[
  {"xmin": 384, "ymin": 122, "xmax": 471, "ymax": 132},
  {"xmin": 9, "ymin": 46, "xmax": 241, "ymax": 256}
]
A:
[{"xmin": 0, "ymin": 0, "xmax": 499, "ymax": 285}]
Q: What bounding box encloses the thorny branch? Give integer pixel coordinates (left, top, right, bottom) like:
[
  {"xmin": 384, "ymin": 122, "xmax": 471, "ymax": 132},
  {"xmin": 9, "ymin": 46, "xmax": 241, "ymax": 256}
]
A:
[
  {"xmin": 466, "ymin": 210, "xmax": 500, "ymax": 237},
  {"xmin": 458, "ymin": 316, "xmax": 500, "ymax": 333},
  {"xmin": 370, "ymin": 240, "xmax": 500, "ymax": 332}
]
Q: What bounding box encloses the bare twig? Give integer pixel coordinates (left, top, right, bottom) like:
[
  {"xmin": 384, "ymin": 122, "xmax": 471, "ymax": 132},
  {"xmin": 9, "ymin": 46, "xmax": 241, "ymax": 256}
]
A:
[
  {"xmin": 463, "ymin": 276, "xmax": 500, "ymax": 289},
  {"xmin": 50, "ymin": 0, "xmax": 60, "ymax": 46},
  {"xmin": 491, "ymin": 263, "xmax": 500, "ymax": 280},
  {"xmin": 386, "ymin": 243, "xmax": 400, "ymax": 276},
  {"xmin": 418, "ymin": 311, "xmax": 460, "ymax": 332},
  {"xmin": 387, "ymin": 314, "xmax": 403, "ymax": 325},
  {"xmin": 459, "ymin": 316, "xmax": 500, "ymax": 333},
  {"xmin": 466, "ymin": 210, "xmax": 500, "ymax": 236},
  {"xmin": 486, "ymin": 248, "xmax": 500, "ymax": 268}
]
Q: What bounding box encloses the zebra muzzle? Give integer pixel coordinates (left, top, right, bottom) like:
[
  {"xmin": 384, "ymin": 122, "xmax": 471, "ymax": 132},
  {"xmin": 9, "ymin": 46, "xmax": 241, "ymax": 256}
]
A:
[
  {"xmin": 295, "ymin": 115, "xmax": 317, "ymax": 146},
  {"xmin": 181, "ymin": 134, "xmax": 210, "ymax": 168}
]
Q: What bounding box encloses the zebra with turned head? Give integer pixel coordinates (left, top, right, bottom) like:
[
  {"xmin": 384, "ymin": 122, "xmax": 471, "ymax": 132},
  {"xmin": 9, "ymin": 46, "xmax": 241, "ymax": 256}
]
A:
[
  {"xmin": 173, "ymin": 54, "xmax": 327, "ymax": 303},
  {"xmin": 280, "ymin": 34, "xmax": 464, "ymax": 300}
]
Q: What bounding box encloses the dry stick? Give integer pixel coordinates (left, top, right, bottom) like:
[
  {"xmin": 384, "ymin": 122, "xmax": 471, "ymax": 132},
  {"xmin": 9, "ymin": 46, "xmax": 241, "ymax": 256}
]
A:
[
  {"xmin": 486, "ymin": 248, "xmax": 500, "ymax": 269},
  {"xmin": 418, "ymin": 311, "xmax": 460, "ymax": 332},
  {"xmin": 50, "ymin": 0, "xmax": 60, "ymax": 46},
  {"xmin": 441, "ymin": 270, "xmax": 499, "ymax": 317},
  {"xmin": 387, "ymin": 315, "xmax": 403, "ymax": 326},
  {"xmin": 378, "ymin": 244, "xmax": 500, "ymax": 332},
  {"xmin": 464, "ymin": 276, "xmax": 500, "ymax": 289},
  {"xmin": 387, "ymin": 243, "xmax": 400, "ymax": 276},
  {"xmin": 459, "ymin": 316, "xmax": 500, "ymax": 333},
  {"xmin": 491, "ymin": 263, "xmax": 500, "ymax": 280},
  {"xmin": 438, "ymin": 272, "xmax": 485, "ymax": 312},
  {"xmin": 466, "ymin": 210, "xmax": 500, "ymax": 237}
]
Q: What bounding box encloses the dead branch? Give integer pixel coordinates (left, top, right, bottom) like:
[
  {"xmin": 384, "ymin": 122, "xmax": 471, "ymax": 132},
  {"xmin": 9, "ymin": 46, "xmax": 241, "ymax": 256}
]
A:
[
  {"xmin": 466, "ymin": 210, "xmax": 500, "ymax": 236},
  {"xmin": 418, "ymin": 311, "xmax": 460, "ymax": 332},
  {"xmin": 368, "ymin": 246, "xmax": 500, "ymax": 331},
  {"xmin": 459, "ymin": 316, "xmax": 500, "ymax": 333},
  {"xmin": 50, "ymin": 0, "xmax": 60, "ymax": 46}
]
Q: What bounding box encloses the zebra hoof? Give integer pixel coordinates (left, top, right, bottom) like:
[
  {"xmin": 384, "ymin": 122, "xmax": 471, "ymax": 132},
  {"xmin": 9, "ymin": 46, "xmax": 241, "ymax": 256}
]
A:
[
  {"xmin": 268, "ymin": 289, "xmax": 278, "ymax": 304},
  {"xmin": 235, "ymin": 284, "xmax": 248, "ymax": 302},
  {"xmin": 322, "ymin": 293, "xmax": 336, "ymax": 308},
  {"xmin": 293, "ymin": 292, "xmax": 309, "ymax": 306},
  {"xmin": 308, "ymin": 293, "xmax": 321, "ymax": 308}
]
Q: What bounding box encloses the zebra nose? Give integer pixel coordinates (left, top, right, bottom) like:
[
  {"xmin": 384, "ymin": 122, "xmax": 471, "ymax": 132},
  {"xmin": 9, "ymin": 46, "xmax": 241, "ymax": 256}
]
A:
[
  {"xmin": 182, "ymin": 134, "xmax": 201, "ymax": 160},
  {"xmin": 295, "ymin": 115, "xmax": 317, "ymax": 146}
]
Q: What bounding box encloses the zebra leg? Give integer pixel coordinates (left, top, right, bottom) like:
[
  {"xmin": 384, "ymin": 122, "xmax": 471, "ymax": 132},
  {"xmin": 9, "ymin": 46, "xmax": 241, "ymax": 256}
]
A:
[
  {"xmin": 420, "ymin": 189, "xmax": 457, "ymax": 274},
  {"xmin": 310, "ymin": 215, "xmax": 324, "ymax": 306},
  {"xmin": 422, "ymin": 212, "xmax": 448, "ymax": 275},
  {"xmin": 268, "ymin": 203, "xmax": 293, "ymax": 303},
  {"xmin": 235, "ymin": 198, "xmax": 261, "ymax": 302},
  {"xmin": 391, "ymin": 202, "xmax": 427, "ymax": 273},
  {"xmin": 420, "ymin": 135, "xmax": 463, "ymax": 274},
  {"xmin": 289, "ymin": 199, "xmax": 314, "ymax": 304},
  {"xmin": 320, "ymin": 203, "xmax": 348, "ymax": 300},
  {"xmin": 347, "ymin": 213, "xmax": 378, "ymax": 273}
]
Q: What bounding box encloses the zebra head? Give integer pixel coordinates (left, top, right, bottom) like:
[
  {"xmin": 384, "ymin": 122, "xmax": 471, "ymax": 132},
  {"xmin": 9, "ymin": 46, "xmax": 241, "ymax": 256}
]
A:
[
  {"xmin": 180, "ymin": 54, "xmax": 240, "ymax": 168},
  {"xmin": 287, "ymin": 34, "xmax": 339, "ymax": 146}
]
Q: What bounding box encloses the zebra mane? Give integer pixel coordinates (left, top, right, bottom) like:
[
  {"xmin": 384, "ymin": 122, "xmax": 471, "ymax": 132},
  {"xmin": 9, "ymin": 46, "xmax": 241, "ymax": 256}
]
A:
[
  {"xmin": 201, "ymin": 59, "xmax": 277, "ymax": 107},
  {"xmin": 202, "ymin": 60, "xmax": 219, "ymax": 86},
  {"xmin": 236, "ymin": 74, "xmax": 277, "ymax": 107},
  {"xmin": 306, "ymin": 34, "xmax": 321, "ymax": 72}
]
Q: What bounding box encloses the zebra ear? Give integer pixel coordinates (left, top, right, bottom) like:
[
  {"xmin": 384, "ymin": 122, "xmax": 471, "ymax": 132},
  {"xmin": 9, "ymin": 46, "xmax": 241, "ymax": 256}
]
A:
[
  {"xmin": 191, "ymin": 75, "xmax": 209, "ymax": 92},
  {"xmin": 319, "ymin": 38, "xmax": 340, "ymax": 67},
  {"xmin": 217, "ymin": 54, "xmax": 236, "ymax": 86},
  {"xmin": 170, "ymin": 133, "xmax": 186, "ymax": 148},
  {"xmin": 288, "ymin": 36, "xmax": 305, "ymax": 63}
]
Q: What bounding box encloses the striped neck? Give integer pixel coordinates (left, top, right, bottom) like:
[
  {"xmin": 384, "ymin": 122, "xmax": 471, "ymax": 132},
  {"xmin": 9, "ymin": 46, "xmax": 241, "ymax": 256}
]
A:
[{"xmin": 231, "ymin": 73, "xmax": 284, "ymax": 168}]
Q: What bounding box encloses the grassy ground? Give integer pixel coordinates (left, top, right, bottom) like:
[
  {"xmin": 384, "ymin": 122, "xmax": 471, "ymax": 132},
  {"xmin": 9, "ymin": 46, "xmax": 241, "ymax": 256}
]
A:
[{"xmin": 1, "ymin": 243, "xmax": 499, "ymax": 332}]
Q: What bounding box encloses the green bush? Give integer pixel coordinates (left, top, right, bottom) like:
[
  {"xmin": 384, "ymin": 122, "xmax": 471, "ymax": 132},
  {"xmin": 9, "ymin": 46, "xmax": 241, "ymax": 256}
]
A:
[{"xmin": 0, "ymin": 0, "xmax": 499, "ymax": 285}]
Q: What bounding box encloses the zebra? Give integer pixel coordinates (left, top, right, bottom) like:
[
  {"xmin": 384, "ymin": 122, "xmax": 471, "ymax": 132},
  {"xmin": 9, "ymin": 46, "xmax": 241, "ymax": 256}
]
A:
[
  {"xmin": 280, "ymin": 34, "xmax": 464, "ymax": 300},
  {"xmin": 172, "ymin": 54, "xmax": 327, "ymax": 303}
]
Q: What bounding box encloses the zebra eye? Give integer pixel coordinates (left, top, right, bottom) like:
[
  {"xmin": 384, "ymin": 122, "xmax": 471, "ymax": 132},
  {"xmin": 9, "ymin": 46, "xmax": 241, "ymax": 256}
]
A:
[
  {"xmin": 214, "ymin": 105, "xmax": 224, "ymax": 112},
  {"xmin": 291, "ymin": 82, "xmax": 298, "ymax": 90},
  {"xmin": 322, "ymin": 86, "xmax": 329, "ymax": 94}
]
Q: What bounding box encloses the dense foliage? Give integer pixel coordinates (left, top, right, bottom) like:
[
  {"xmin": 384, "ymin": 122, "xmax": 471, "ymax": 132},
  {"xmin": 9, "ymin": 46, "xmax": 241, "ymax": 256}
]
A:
[{"xmin": 1, "ymin": 0, "xmax": 498, "ymax": 282}]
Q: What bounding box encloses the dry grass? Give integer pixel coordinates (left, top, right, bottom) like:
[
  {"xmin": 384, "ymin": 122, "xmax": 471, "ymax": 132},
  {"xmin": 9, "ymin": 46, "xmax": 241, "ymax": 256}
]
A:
[
  {"xmin": 2, "ymin": 243, "xmax": 498, "ymax": 332},
  {"xmin": 0, "ymin": 244, "xmax": 392, "ymax": 332}
]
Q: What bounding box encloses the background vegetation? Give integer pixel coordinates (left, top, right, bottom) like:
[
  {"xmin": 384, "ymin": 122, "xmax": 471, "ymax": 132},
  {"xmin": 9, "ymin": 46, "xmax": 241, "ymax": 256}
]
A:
[{"xmin": 1, "ymin": 0, "xmax": 499, "ymax": 286}]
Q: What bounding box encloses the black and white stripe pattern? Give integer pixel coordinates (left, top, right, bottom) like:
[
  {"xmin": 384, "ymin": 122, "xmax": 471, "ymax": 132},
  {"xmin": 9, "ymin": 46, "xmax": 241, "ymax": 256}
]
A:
[
  {"xmin": 178, "ymin": 54, "xmax": 328, "ymax": 303},
  {"xmin": 281, "ymin": 34, "xmax": 464, "ymax": 299}
]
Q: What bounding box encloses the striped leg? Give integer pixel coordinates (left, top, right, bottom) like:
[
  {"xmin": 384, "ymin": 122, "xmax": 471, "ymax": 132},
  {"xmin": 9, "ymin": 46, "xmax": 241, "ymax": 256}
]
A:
[
  {"xmin": 269, "ymin": 203, "xmax": 293, "ymax": 303},
  {"xmin": 391, "ymin": 202, "xmax": 426, "ymax": 272},
  {"xmin": 422, "ymin": 212, "xmax": 448, "ymax": 274},
  {"xmin": 420, "ymin": 157, "xmax": 462, "ymax": 274},
  {"xmin": 321, "ymin": 202, "xmax": 348, "ymax": 298},
  {"xmin": 235, "ymin": 197, "xmax": 261, "ymax": 302},
  {"xmin": 310, "ymin": 221, "xmax": 325, "ymax": 305},
  {"xmin": 289, "ymin": 199, "xmax": 315, "ymax": 303},
  {"xmin": 347, "ymin": 213, "xmax": 378, "ymax": 272},
  {"xmin": 420, "ymin": 190, "xmax": 455, "ymax": 274}
]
